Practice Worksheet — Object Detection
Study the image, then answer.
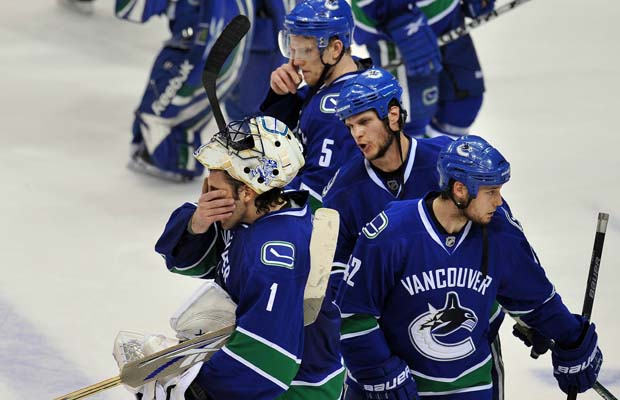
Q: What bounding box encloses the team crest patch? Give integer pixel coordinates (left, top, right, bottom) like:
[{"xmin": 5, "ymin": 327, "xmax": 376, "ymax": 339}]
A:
[
  {"xmin": 320, "ymin": 93, "xmax": 339, "ymax": 113},
  {"xmin": 409, "ymin": 291, "xmax": 478, "ymax": 361},
  {"xmin": 261, "ymin": 241, "xmax": 295, "ymax": 269},
  {"xmin": 250, "ymin": 157, "xmax": 278, "ymax": 185},
  {"xmin": 362, "ymin": 212, "xmax": 389, "ymax": 239}
]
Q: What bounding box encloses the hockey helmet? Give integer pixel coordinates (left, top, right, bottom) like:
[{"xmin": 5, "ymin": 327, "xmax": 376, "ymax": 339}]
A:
[
  {"xmin": 279, "ymin": 0, "xmax": 354, "ymax": 59},
  {"xmin": 336, "ymin": 67, "xmax": 403, "ymax": 121},
  {"xmin": 437, "ymin": 135, "xmax": 511, "ymax": 197},
  {"xmin": 194, "ymin": 116, "xmax": 305, "ymax": 194}
]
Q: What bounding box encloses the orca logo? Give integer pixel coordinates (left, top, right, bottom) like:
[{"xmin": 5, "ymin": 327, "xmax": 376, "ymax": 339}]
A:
[
  {"xmin": 261, "ymin": 241, "xmax": 295, "ymax": 269},
  {"xmin": 362, "ymin": 211, "xmax": 388, "ymax": 239},
  {"xmin": 456, "ymin": 143, "xmax": 472, "ymax": 157},
  {"xmin": 409, "ymin": 291, "xmax": 478, "ymax": 361}
]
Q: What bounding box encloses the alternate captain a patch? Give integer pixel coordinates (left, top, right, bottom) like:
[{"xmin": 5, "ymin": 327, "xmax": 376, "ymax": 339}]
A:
[{"xmin": 261, "ymin": 241, "xmax": 295, "ymax": 269}]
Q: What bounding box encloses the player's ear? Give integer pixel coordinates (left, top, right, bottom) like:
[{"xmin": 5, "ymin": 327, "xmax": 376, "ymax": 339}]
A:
[
  {"xmin": 453, "ymin": 181, "xmax": 469, "ymax": 200},
  {"xmin": 387, "ymin": 105, "xmax": 401, "ymax": 131},
  {"xmin": 329, "ymin": 38, "xmax": 344, "ymax": 61}
]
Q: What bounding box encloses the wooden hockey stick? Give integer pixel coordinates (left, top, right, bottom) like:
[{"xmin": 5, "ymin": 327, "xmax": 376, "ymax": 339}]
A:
[{"xmin": 568, "ymin": 213, "xmax": 609, "ymax": 400}]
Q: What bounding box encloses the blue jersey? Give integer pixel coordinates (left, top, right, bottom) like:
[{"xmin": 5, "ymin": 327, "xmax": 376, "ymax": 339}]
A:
[
  {"xmin": 262, "ymin": 60, "xmax": 373, "ymax": 209},
  {"xmin": 337, "ymin": 197, "xmax": 585, "ymax": 398},
  {"xmin": 323, "ymin": 136, "xmax": 451, "ymax": 282},
  {"xmin": 155, "ymin": 196, "xmax": 344, "ymax": 399}
]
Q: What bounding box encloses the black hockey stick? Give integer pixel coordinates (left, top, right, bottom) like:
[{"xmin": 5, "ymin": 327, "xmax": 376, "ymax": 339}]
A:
[
  {"xmin": 201, "ymin": 15, "xmax": 251, "ymax": 131},
  {"xmin": 568, "ymin": 212, "xmax": 610, "ymax": 400},
  {"xmin": 437, "ymin": 0, "xmax": 533, "ymax": 45}
]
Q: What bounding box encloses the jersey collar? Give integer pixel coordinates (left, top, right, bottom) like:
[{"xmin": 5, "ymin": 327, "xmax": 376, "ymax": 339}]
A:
[{"xmin": 364, "ymin": 137, "xmax": 418, "ymax": 197}]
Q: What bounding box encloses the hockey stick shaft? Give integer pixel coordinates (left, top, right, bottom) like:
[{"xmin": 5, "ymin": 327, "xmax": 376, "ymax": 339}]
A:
[
  {"xmin": 568, "ymin": 212, "xmax": 609, "ymax": 400},
  {"xmin": 438, "ymin": 0, "xmax": 533, "ymax": 46},
  {"xmin": 53, "ymin": 376, "xmax": 122, "ymax": 400},
  {"xmin": 202, "ymin": 15, "xmax": 251, "ymax": 131}
]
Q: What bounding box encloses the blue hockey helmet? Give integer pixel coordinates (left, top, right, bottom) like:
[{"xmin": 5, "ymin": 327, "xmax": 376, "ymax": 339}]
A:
[
  {"xmin": 279, "ymin": 0, "xmax": 354, "ymax": 57},
  {"xmin": 437, "ymin": 135, "xmax": 511, "ymax": 197},
  {"xmin": 336, "ymin": 67, "xmax": 403, "ymax": 121}
]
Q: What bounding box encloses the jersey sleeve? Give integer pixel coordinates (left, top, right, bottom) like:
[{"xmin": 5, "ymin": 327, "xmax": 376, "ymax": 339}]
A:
[
  {"xmin": 337, "ymin": 213, "xmax": 410, "ymax": 388},
  {"xmin": 260, "ymin": 88, "xmax": 307, "ymax": 130},
  {"xmin": 494, "ymin": 206, "xmax": 584, "ymax": 346},
  {"xmin": 199, "ymin": 233, "xmax": 308, "ymax": 399},
  {"xmin": 154, "ymin": 202, "xmax": 222, "ymax": 278}
]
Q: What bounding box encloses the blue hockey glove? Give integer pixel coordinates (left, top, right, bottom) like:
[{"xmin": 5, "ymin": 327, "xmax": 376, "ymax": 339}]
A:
[
  {"xmin": 384, "ymin": 9, "xmax": 442, "ymax": 77},
  {"xmin": 552, "ymin": 321, "xmax": 603, "ymax": 394},
  {"xmin": 346, "ymin": 358, "xmax": 419, "ymax": 400},
  {"xmin": 512, "ymin": 324, "xmax": 552, "ymax": 358},
  {"xmin": 462, "ymin": 0, "xmax": 496, "ymax": 18}
]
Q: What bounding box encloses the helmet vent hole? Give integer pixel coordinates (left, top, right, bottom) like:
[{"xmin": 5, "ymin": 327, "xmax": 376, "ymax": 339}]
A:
[
  {"xmin": 257, "ymin": 177, "xmax": 265, "ymax": 184},
  {"xmin": 275, "ymin": 141, "xmax": 281, "ymax": 147},
  {"xmin": 273, "ymin": 169, "xmax": 279, "ymax": 176},
  {"xmin": 243, "ymin": 167, "xmax": 251, "ymax": 173}
]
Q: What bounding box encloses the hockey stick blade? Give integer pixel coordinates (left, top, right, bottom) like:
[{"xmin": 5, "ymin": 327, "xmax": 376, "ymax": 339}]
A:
[
  {"xmin": 568, "ymin": 212, "xmax": 609, "ymax": 400},
  {"xmin": 304, "ymin": 207, "xmax": 339, "ymax": 326},
  {"xmin": 202, "ymin": 15, "xmax": 250, "ymax": 132},
  {"xmin": 52, "ymin": 325, "xmax": 233, "ymax": 400}
]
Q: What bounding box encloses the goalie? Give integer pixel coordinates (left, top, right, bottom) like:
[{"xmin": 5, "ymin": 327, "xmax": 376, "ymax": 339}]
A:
[{"xmin": 120, "ymin": 116, "xmax": 345, "ymax": 399}]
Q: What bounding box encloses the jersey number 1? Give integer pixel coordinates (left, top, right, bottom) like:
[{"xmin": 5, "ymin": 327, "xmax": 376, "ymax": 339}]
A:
[{"xmin": 266, "ymin": 283, "xmax": 278, "ymax": 311}]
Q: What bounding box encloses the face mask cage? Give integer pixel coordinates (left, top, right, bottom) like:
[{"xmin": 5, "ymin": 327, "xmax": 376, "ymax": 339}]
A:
[{"xmin": 214, "ymin": 117, "xmax": 266, "ymax": 161}]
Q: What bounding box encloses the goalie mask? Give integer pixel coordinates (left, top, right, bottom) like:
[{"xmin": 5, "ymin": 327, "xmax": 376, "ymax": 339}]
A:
[{"xmin": 194, "ymin": 116, "xmax": 305, "ymax": 194}]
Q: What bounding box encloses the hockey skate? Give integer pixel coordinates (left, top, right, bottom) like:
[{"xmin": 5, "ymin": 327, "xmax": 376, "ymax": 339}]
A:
[{"xmin": 127, "ymin": 143, "xmax": 194, "ymax": 183}]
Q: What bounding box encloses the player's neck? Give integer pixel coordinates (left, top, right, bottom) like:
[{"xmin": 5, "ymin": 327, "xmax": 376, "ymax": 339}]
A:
[
  {"xmin": 432, "ymin": 197, "xmax": 469, "ymax": 234},
  {"xmin": 371, "ymin": 133, "xmax": 410, "ymax": 172},
  {"xmin": 241, "ymin": 197, "xmax": 287, "ymax": 225},
  {"xmin": 324, "ymin": 55, "xmax": 357, "ymax": 86}
]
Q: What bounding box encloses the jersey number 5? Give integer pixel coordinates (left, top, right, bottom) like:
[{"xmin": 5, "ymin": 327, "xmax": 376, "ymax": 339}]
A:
[{"xmin": 318, "ymin": 138, "xmax": 334, "ymax": 167}]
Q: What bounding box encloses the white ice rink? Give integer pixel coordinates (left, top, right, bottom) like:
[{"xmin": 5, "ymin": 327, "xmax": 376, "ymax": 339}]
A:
[{"xmin": 0, "ymin": 1, "xmax": 618, "ymax": 399}]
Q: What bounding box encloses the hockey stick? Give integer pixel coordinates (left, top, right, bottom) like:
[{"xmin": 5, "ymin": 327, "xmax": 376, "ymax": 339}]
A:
[
  {"xmin": 52, "ymin": 325, "xmax": 233, "ymax": 400},
  {"xmin": 438, "ymin": 0, "xmax": 533, "ymax": 46},
  {"xmin": 52, "ymin": 208, "xmax": 339, "ymax": 399},
  {"xmin": 568, "ymin": 213, "xmax": 610, "ymax": 400},
  {"xmin": 202, "ymin": 14, "xmax": 251, "ymax": 131}
]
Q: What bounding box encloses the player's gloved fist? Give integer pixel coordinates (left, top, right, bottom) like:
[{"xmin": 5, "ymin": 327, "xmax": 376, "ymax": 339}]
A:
[
  {"xmin": 512, "ymin": 323, "xmax": 552, "ymax": 358},
  {"xmin": 462, "ymin": 0, "xmax": 496, "ymax": 18},
  {"xmin": 552, "ymin": 321, "xmax": 602, "ymax": 394},
  {"xmin": 346, "ymin": 358, "xmax": 419, "ymax": 400},
  {"xmin": 384, "ymin": 8, "xmax": 442, "ymax": 77}
]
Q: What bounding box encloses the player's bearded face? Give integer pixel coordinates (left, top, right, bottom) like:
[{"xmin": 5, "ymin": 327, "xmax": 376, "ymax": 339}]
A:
[
  {"xmin": 346, "ymin": 111, "xmax": 395, "ymax": 160},
  {"xmin": 463, "ymin": 185, "xmax": 504, "ymax": 225}
]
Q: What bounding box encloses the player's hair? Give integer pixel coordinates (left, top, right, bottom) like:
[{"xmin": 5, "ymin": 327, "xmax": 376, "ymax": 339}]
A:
[{"xmin": 223, "ymin": 171, "xmax": 286, "ymax": 215}]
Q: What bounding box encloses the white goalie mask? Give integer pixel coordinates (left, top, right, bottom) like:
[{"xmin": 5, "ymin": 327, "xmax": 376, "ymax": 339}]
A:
[{"xmin": 194, "ymin": 116, "xmax": 305, "ymax": 194}]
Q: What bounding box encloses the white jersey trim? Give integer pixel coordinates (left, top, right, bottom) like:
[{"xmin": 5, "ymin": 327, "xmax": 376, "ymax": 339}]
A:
[
  {"xmin": 290, "ymin": 365, "xmax": 346, "ymax": 386},
  {"xmin": 411, "ymin": 354, "xmax": 492, "ymax": 382},
  {"xmin": 340, "ymin": 325, "xmax": 380, "ymax": 340},
  {"xmin": 417, "ymin": 199, "xmax": 472, "ymax": 255},
  {"xmin": 364, "ymin": 137, "xmax": 418, "ymax": 197}
]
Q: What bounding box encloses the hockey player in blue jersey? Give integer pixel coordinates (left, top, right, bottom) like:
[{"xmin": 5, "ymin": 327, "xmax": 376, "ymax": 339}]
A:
[
  {"xmin": 118, "ymin": 0, "xmax": 289, "ymax": 182},
  {"xmin": 261, "ymin": 0, "xmax": 372, "ymax": 211},
  {"xmin": 324, "ymin": 67, "xmax": 504, "ymax": 400},
  {"xmin": 351, "ymin": 0, "xmax": 490, "ymax": 139},
  {"xmin": 150, "ymin": 115, "xmax": 345, "ymax": 399},
  {"xmin": 337, "ymin": 135, "xmax": 603, "ymax": 399},
  {"xmin": 323, "ymin": 66, "xmax": 451, "ymax": 288}
]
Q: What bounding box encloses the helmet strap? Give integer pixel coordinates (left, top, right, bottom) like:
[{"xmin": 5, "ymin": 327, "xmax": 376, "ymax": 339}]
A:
[{"xmin": 448, "ymin": 181, "xmax": 474, "ymax": 210}]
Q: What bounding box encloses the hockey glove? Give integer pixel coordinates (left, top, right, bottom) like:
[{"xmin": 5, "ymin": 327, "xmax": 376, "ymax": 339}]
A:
[
  {"xmin": 512, "ymin": 323, "xmax": 552, "ymax": 358},
  {"xmin": 552, "ymin": 321, "xmax": 603, "ymax": 394},
  {"xmin": 384, "ymin": 9, "xmax": 442, "ymax": 78},
  {"xmin": 347, "ymin": 358, "xmax": 419, "ymax": 400},
  {"xmin": 462, "ymin": 0, "xmax": 496, "ymax": 19}
]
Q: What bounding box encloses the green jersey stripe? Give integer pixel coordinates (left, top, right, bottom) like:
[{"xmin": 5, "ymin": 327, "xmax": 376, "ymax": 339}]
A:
[
  {"xmin": 221, "ymin": 346, "xmax": 290, "ymax": 390},
  {"xmin": 281, "ymin": 368, "xmax": 346, "ymax": 400},
  {"xmin": 225, "ymin": 329, "xmax": 301, "ymax": 386},
  {"xmin": 419, "ymin": 0, "xmax": 459, "ymax": 24},
  {"xmin": 351, "ymin": 1, "xmax": 379, "ymax": 33},
  {"xmin": 341, "ymin": 314, "xmax": 379, "ymax": 335},
  {"xmin": 412, "ymin": 356, "xmax": 492, "ymax": 394}
]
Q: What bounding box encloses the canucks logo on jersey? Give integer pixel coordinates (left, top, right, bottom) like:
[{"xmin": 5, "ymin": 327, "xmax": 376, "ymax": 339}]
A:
[{"xmin": 409, "ymin": 291, "xmax": 478, "ymax": 361}]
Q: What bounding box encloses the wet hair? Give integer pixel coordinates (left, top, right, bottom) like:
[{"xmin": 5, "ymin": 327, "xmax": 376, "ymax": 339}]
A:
[{"xmin": 223, "ymin": 171, "xmax": 286, "ymax": 214}]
